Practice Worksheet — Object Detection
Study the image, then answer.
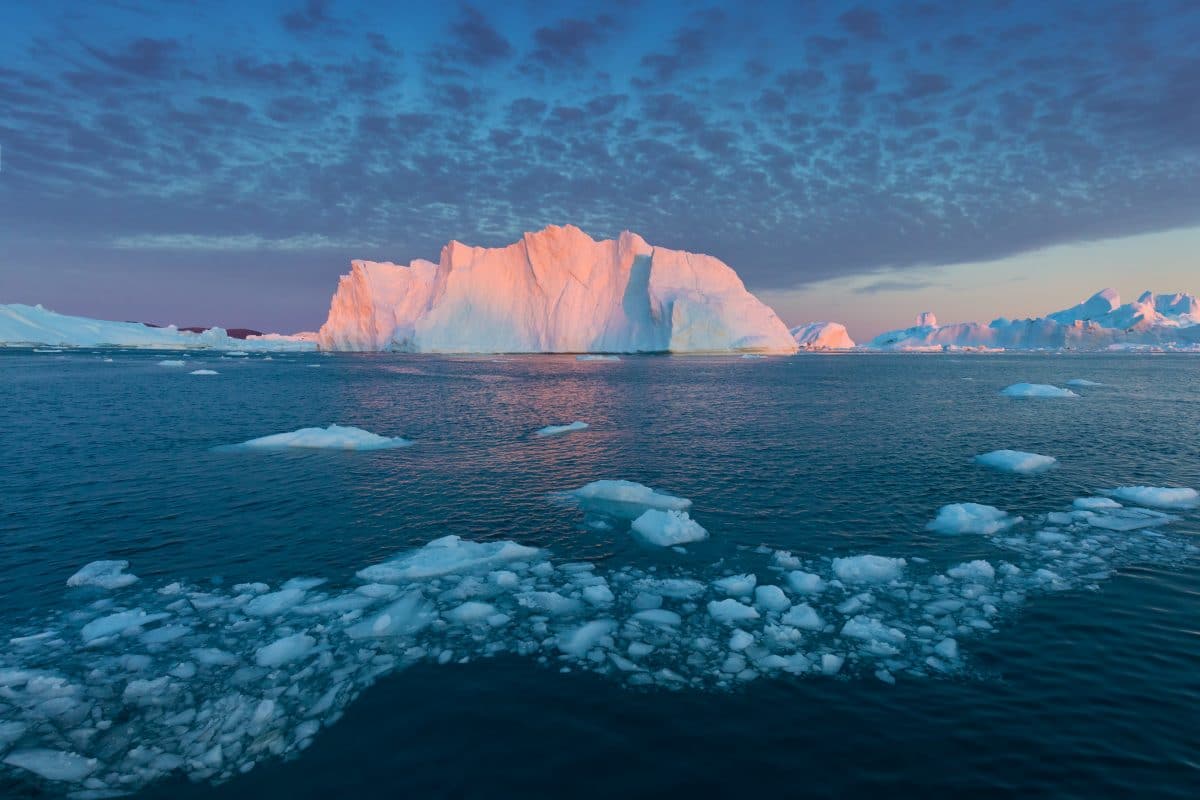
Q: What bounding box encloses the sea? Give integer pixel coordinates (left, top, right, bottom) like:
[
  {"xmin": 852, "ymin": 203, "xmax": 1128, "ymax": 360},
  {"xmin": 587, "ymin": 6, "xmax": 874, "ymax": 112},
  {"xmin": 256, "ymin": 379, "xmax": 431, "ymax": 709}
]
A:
[{"xmin": 1, "ymin": 349, "xmax": 1197, "ymax": 798}]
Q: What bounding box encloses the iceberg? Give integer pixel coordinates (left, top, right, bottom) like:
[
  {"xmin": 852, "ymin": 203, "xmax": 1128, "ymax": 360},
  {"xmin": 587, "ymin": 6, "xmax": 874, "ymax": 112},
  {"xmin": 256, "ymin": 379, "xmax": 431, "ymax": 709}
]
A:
[
  {"xmin": 974, "ymin": 450, "xmax": 1058, "ymax": 475},
  {"xmin": 790, "ymin": 322, "xmax": 856, "ymax": 350},
  {"xmin": 867, "ymin": 289, "xmax": 1200, "ymax": 351},
  {"xmin": 218, "ymin": 424, "xmax": 412, "ymax": 451},
  {"xmin": 317, "ymin": 225, "xmax": 797, "ymax": 354},
  {"xmin": 0, "ymin": 303, "xmax": 316, "ymax": 351},
  {"xmin": 1000, "ymin": 383, "xmax": 1078, "ymax": 398},
  {"xmin": 535, "ymin": 421, "xmax": 589, "ymax": 437}
]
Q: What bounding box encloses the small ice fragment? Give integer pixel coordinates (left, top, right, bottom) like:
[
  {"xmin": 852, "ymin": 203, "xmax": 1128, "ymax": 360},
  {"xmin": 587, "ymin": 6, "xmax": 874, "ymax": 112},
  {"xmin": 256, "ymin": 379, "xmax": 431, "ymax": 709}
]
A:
[
  {"xmin": 190, "ymin": 369, "xmax": 219, "ymax": 376},
  {"xmin": 220, "ymin": 424, "xmax": 412, "ymax": 451},
  {"xmin": 974, "ymin": 449, "xmax": 1057, "ymax": 475},
  {"xmin": 754, "ymin": 585, "xmax": 790, "ymax": 613},
  {"xmin": 3, "ymin": 749, "xmax": 97, "ymax": 782},
  {"xmin": 785, "ymin": 570, "xmax": 826, "ymax": 594},
  {"xmin": 158, "ymin": 360, "xmax": 186, "ymax": 367},
  {"xmin": 558, "ymin": 620, "xmax": 616, "ymax": 656},
  {"xmin": 781, "ymin": 604, "xmax": 823, "ymax": 631},
  {"xmin": 536, "ymin": 421, "xmax": 589, "ymax": 437},
  {"xmin": 831, "ymin": 555, "xmax": 906, "ymax": 584},
  {"xmin": 707, "ymin": 599, "xmax": 760, "ymax": 624},
  {"xmin": 713, "ymin": 574, "xmax": 757, "ymax": 597}
]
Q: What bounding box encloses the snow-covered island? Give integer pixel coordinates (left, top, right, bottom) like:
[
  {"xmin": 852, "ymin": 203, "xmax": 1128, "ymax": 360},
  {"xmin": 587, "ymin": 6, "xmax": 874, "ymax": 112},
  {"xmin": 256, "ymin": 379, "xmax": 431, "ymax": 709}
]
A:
[
  {"xmin": 868, "ymin": 289, "xmax": 1200, "ymax": 351},
  {"xmin": 316, "ymin": 225, "xmax": 797, "ymax": 354}
]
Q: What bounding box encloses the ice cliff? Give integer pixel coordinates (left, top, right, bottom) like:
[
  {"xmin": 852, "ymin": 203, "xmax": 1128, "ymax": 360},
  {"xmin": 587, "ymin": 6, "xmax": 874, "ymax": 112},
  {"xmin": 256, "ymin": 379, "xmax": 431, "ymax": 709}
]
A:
[
  {"xmin": 317, "ymin": 225, "xmax": 797, "ymax": 354},
  {"xmin": 868, "ymin": 289, "xmax": 1200, "ymax": 351}
]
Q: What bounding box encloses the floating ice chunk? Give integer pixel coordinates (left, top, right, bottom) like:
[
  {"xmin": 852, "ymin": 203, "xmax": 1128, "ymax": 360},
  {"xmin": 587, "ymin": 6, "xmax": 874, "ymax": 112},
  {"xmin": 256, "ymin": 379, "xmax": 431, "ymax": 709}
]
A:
[
  {"xmin": 974, "ymin": 449, "xmax": 1057, "ymax": 475},
  {"xmin": 576, "ymin": 355, "xmax": 620, "ymax": 362},
  {"xmin": 754, "ymin": 585, "xmax": 790, "ymax": 613},
  {"xmin": 633, "ymin": 609, "xmax": 682, "ymax": 626},
  {"xmin": 630, "ymin": 509, "xmax": 708, "ymax": 546},
  {"xmin": 80, "ymin": 610, "xmax": 169, "ymax": 643},
  {"xmin": 1109, "ymin": 486, "xmax": 1198, "ymax": 509},
  {"xmin": 1065, "ymin": 379, "xmax": 1103, "ymax": 387},
  {"xmin": 255, "ymin": 633, "xmax": 316, "ymax": 667},
  {"xmin": 66, "ymin": 560, "xmax": 139, "ymax": 590},
  {"xmin": 946, "ymin": 560, "xmax": 995, "ymax": 582},
  {"xmin": 781, "ymin": 604, "xmax": 823, "ymax": 631},
  {"xmin": 518, "ymin": 591, "xmax": 584, "ymax": 616},
  {"xmin": 582, "ymin": 584, "xmax": 614, "ymax": 605},
  {"xmin": 190, "ymin": 369, "xmax": 219, "ymax": 376},
  {"xmin": 158, "ymin": 360, "xmax": 186, "ymax": 367},
  {"xmin": 840, "ymin": 616, "xmax": 906, "ymax": 646},
  {"xmin": 926, "ymin": 503, "xmax": 1021, "ymax": 535},
  {"xmin": 558, "ymin": 620, "xmax": 616, "ymax": 656},
  {"xmin": 785, "ymin": 570, "xmax": 826, "ymax": 594},
  {"xmin": 1085, "ymin": 507, "xmax": 1178, "ymax": 531},
  {"xmin": 244, "ymin": 587, "xmax": 307, "ymax": 617},
  {"xmin": 569, "ymin": 480, "xmax": 691, "ymax": 517},
  {"xmin": 357, "ymin": 536, "xmax": 540, "ymax": 582},
  {"xmin": 1073, "ymin": 497, "xmax": 1121, "ymax": 510},
  {"xmin": 536, "ymin": 421, "xmax": 589, "ymax": 437},
  {"xmin": 821, "ymin": 654, "xmax": 844, "ymax": 675},
  {"xmin": 729, "ymin": 630, "xmax": 754, "ymax": 650},
  {"xmin": 933, "ymin": 638, "xmax": 959, "ymax": 659},
  {"xmin": 192, "ymin": 647, "xmax": 239, "ymax": 666},
  {"xmin": 633, "ymin": 578, "xmax": 706, "ymax": 599},
  {"xmin": 3, "ymin": 749, "xmax": 97, "ymax": 782},
  {"xmin": 219, "ymin": 424, "xmax": 412, "ymax": 451},
  {"xmin": 447, "ymin": 602, "xmax": 497, "ymax": 624},
  {"xmin": 714, "ymin": 574, "xmax": 756, "ymax": 597},
  {"xmin": 831, "ymin": 555, "xmax": 906, "ymax": 584},
  {"xmin": 347, "ymin": 593, "xmax": 436, "ymax": 638},
  {"xmin": 707, "ymin": 599, "xmax": 760, "ymax": 624},
  {"xmin": 1000, "ymin": 383, "xmax": 1078, "ymax": 398}
]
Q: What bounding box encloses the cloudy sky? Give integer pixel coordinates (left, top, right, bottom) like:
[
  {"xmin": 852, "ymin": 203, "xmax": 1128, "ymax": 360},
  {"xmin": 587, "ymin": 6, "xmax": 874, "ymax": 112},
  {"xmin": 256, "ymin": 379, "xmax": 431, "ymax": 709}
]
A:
[{"xmin": 2, "ymin": 0, "xmax": 1198, "ymax": 336}]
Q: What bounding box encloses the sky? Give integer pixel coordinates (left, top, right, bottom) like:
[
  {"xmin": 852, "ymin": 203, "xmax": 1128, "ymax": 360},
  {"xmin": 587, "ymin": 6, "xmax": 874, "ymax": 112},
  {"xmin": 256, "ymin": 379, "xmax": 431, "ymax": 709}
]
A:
[{"xmin": 1, "ymin": 0, "xmax": 1198, "ymax": 336}]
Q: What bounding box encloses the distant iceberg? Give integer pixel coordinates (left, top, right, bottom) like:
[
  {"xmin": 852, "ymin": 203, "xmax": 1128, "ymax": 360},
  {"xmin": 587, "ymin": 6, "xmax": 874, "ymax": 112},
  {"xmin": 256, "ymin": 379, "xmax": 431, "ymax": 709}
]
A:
[
  {"xmin": 1000, "ymin": 383, "xmax": 1078, "ymax": 398},
  {"xmin": 868, "ymin": 289, "xmax": 1200, "ymax": 351},
  {"xmin": 789, "ymin": 321, "xmax": 855, "ymax": 350},
  {"xmin": 316, "ymin": 225, "xmax": 798, "ymax": 354},
  {"xmin": 219, "ymin": 424, "xmax": 412, "ymax": 452},
  {"xmin": 0, "ymin": 304, "xmax": 316, "ymax": 352},
  {"xmin": 974, "ymin": 450, "xmax": 1058, "ymax": 474}
]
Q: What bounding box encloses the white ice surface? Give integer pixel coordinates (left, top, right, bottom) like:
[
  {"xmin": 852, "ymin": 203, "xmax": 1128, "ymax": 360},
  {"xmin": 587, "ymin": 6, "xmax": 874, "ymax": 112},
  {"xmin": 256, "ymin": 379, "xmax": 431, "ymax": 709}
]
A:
[
  {"xmin": 1000, "ymin": 383, "xmax": 1078, "ymax": 398},
  {"xmin": 974, "ymin": 450, "xmax": 1058, "ymax": 475},
  {"xmin": 536, "ymin": 421, "xmax": 589, "ymax": 437},
  {"xmin": 219, "ymin": 424, "xmax": 412, "ymax": 452},
  {"xmin": 630, "ymin": 509, "xmax": 708, "ymax": 546},
  {"xmin": 926, "ymin": 503, "xmax": 1022, "ymax": 535},
  {"xmin": 1109, "ymin": 486, "xmax": 1198, "ymax": 509}
]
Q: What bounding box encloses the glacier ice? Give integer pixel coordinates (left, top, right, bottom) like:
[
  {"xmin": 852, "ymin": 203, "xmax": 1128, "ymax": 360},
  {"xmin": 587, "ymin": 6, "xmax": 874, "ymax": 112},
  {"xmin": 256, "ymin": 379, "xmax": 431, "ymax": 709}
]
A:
[
  {"xmin": 316, "ymin": 225, "xmax": 798, "ymax": 354},
  {"xmin": 974, "ymin": 450, "xmax": 1058, "ymax": 475},
  {"xmin": 218, "ymin": 424, "xmax": 412, "ymax": 452},
  {"xmin": 66, "ymin": 560, "xmax": 139, "ymax": 590}
]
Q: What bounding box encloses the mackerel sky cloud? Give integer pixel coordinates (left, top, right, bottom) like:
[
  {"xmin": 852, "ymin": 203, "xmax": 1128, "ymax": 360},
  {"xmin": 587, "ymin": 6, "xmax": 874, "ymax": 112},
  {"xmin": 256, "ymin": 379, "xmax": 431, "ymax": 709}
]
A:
[{"xmin": 1, "ymin": 0, "xmax": 1198, "ymax": 332}]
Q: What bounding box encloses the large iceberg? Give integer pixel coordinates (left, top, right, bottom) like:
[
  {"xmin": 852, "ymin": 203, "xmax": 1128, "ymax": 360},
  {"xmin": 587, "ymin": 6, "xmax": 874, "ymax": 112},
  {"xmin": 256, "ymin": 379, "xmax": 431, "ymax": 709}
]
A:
[
  {"xmin": 867, "ymin": 289, "xmax": 1200, "ymax": 351},
  {"xmin": 317, "ymin": 225, "xmax": 797, "ymax": 354},
  {"xmin": 790, "ymin": 322, "xmax": 856, "ymax": 350},
  {"xmin": 0, "ymin": 304, "xmax": 316, "ymax": 351}
]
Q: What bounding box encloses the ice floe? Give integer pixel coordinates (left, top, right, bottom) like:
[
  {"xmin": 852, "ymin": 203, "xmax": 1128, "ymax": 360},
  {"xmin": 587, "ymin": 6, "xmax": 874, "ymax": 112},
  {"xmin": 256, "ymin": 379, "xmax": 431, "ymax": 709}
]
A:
[
  {"xmin": 0, "ymin": 494, "xmax": 1194, "ymax": 795},
  {"xmin": 189, "ymin": 369, "xmax": 219, "ymax": 376},
  {"xmin": 218, "ymin": 424, "xmax": 412, "ymax": 452},
  {"xmin": 1000, "ymin": 383, "xmax": 1078, "ymax": 398},
  {"xmin": 536, "ymin": 421, "xmax": 589, "ymax": 437},
  {"xmin": 630, "ymin": 510, "xmax": 708, "ymax": 547},
  {"xmin": 926, "ymin": 503, "xmax": 1022, "ymax": 535},
  {"xmin": 568, "ymin": 480, "xmax": 692, "ymax": 519},
  {"xmin": 1108, "ymin": 486, "xmax": 1198, "ymax": 509},
  {"xmin": 1065, "ymin": 379, "xmax": 1103, "ymax": 387},
  {"xmin": 576, "ymin": 355, "xmax": 621, "ymax": 361},
  {"xmin": 974, "ymin": 449, "xmax": 1058, "ymax": 475},
  {"xmin": 157, "ymin": 360, "xmax": 186, "ymax": 367},
  {"xmin": 66, "ymin": 561, "xmax": 139, "ymax": 590}
]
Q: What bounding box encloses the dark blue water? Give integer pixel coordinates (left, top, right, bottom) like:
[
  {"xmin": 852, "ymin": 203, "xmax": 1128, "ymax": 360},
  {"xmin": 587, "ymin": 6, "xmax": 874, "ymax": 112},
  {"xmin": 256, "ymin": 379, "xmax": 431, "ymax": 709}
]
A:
[{"xmin": 1, "ymin": 351, "xmax": 1197, "ymax": 798}]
